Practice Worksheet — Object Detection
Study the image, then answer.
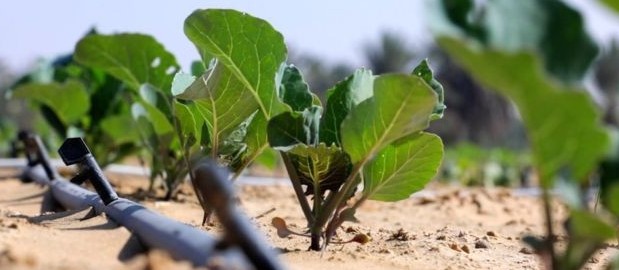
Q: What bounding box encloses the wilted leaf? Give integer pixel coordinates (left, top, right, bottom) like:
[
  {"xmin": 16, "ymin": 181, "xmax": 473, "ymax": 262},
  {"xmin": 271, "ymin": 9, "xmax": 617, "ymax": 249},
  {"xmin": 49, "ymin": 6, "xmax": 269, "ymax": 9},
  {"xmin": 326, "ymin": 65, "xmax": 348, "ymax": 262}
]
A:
[
  {"xmin": 272, "ymin": 217, "xmax": 292, "ymax": 238},
  {"xmin": 350, "ymin": 233, "xmax": 371, "ymax": 244}
]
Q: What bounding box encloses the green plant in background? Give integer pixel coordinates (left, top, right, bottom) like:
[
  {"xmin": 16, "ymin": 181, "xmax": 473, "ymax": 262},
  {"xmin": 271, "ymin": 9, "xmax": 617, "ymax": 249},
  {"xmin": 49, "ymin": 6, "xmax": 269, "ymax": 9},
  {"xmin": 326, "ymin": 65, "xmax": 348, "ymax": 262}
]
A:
[
  {"xmin": 442, "ymin": 143, "xmax": 530, "ymax": 187},
  {"xmin": 268, "ymin": 60, "xmax": 445, "ymax": 250},
  {"xmin": 433, "ymin": 0, "xmax": 615, "ymax": 269},
  {"xmin": 9, "ymin": 51, "xmax": 140, "ymax": 167},
  {"xmin": 72, "ymin": 33, "xmax": 192, "ymax": 200}
]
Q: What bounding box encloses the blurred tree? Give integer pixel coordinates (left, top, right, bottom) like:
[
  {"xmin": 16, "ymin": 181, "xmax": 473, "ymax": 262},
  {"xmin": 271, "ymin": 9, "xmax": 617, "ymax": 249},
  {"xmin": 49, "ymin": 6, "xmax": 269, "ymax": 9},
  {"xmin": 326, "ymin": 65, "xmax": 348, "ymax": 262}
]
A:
[
  {"xmin": 288, "ymin": 47, "xmax": 353, "ymax": 100},
  {"xmin": 594, "ymin": 41, "xmax": 619, "ymax": 125},
  {"xmin": 294, "ymin": 32, "xmax": 525, "ymax": 148},
  {"xmin": 428, "ymin": 45, "xmax": 524, "ymax": 148},
  {"xmin": 363, "ymin": 31, "xmax": 418, "ymax": 74}
]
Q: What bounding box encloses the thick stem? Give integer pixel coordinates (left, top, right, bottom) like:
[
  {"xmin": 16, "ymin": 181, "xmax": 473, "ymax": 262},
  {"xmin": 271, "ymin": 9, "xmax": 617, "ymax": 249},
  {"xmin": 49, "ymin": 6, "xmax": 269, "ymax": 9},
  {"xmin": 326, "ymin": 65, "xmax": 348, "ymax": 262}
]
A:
[
  {"xmin": 309, "ymin": 229, "xmax": 322, "ymax": 251},
  {"xmin": 541, "ymin": 189, "xmax": 557, "ymax": 270}
]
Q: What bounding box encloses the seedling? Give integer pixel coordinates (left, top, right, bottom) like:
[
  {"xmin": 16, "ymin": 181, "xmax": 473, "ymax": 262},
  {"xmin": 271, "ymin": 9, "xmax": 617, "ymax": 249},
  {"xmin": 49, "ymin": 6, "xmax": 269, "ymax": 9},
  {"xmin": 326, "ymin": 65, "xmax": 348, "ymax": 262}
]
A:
[{"xmin": 268, "ymin": 62, "xmax": 446, "ymax": 250}]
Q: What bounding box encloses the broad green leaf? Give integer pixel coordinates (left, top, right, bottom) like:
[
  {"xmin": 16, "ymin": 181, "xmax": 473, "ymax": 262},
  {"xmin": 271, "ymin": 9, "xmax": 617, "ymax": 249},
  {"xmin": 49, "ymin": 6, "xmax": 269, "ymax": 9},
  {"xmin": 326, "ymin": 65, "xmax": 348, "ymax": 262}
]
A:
[
  {"xmin": 12, "ymin": 80, "xmax": 90, "ymax": 125},
  {"xmin": 218, "ymin": 113, "xmax": 254, "ymax": 171},
  {"xmin": 268, "ymin": 106, "xmax": 322, "ymax": 150},
  {"xmin": 439, "ymin": 37, "xmax": 608, "ymax": 186},
  {"xmin": 178, "ymin": 64, "xmax": 260, "ymax": 150},
  {"xmin": 439, "ymin": 0, "xmax": 486, "ymax": 42},
  {"xmin": 363, "ymin": 133, "xmax": 443, "ymax": 202},
  {"xmin": 100, "ymin": 114, "xmax": 141, "ymax": 144},
  {"xmin": 341, "ymin": 74, "xmax": 437, "ymax": 164},
  {"xmin": 74, "ymin": 33, "xmax": 180, "ymax": 91},
  {"xmin": 561, "ymin": 210, "xmax": 615, "ymax": 270},
  {"xmin": 285, "ymin": 143, "xmax": 352, "ymax": 196},
  {"xmin": 537, "ymin": 1, "xmax": 598, "ymax": 82},
  {"xmin": 184, "ymin": 9, "xmax": 289, "ymax": 118},
  {"xmin": 278, "ymin": 65, "xmax": 314, "ymax": 112},
  {"xmin": 237, "ymin": 113, "xmax": 268, "ymax": 173},
  {"xmin": 191, "ymin": 60, "xmax": 207, "ymax": 77},
  {"xmin": 435, "ymin": 0, "xmax": 598, "ymax": 82},
  {"xmin": 412, "ymin": 60, "xmax": 446, "ymax": 120},
  {"xmin": 139, "ymin": 84, "xmax": 174, "ymax": 123},
  {"xmin": 253, "ymin": 148, "xmax": 279, "ymax": 170},
  {"xmin": 131, "ymin": 102, "xmax": 173, "ymax": 136},
  {"xmin": 605, "ymin": 184, "xmax": 619, "ymax": 216},
  {"xmin": 174, "ymin": 101, "xmax": 202, "ymax": 148},
  {"xmin": 320, "ymin": 69, "xmax": 373, "ymax": 147}
]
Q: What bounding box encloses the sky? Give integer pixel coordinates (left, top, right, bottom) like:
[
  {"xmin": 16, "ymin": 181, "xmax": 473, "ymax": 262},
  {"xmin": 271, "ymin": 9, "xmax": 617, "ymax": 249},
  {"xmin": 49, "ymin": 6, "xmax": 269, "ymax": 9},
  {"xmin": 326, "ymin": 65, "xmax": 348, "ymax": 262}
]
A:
[
  {"xmin": 1, "ymin": 0, "xmax": 619, "ymax": 73},
  {"xmin": 0, "ymin": 0, "xmax": 428, "ymax": 72}
]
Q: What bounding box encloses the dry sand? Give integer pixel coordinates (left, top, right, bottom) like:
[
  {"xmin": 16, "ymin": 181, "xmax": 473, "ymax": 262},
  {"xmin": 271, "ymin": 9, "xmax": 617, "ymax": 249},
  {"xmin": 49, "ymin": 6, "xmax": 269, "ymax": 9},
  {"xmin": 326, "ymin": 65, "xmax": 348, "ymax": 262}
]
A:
[{"xmin": 0, "ymin": 170, "xmax": 616, "ymax": 270}]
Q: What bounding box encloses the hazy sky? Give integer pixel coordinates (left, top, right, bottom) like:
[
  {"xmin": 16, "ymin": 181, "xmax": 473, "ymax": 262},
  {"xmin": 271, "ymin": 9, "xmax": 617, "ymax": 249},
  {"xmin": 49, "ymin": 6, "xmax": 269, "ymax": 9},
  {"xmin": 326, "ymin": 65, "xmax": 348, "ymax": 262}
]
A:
[
  {"xmin": 0, "ymin": 0, "xmax": 429, "ymax": 72},
  {"xmin": 1, "ymin": 0, "xmax": 618, "ymax": 73}
]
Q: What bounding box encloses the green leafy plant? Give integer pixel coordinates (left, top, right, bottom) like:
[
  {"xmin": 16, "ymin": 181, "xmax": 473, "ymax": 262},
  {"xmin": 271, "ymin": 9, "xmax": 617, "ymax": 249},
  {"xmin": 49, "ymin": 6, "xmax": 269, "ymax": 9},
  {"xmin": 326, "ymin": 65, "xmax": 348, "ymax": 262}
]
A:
[
  {"xmin": 442, "ymin": 143, "xmax": 531, "ymax": 187},
  {"xmin": 10, "ymin": 53, "xmax": 140, "ymax": 167},
  {"xmin": 433, "ymin": 0, "xmax": 616, "ymax": 268},
  {"xmin": 268, "ymin": 61, "xmax": 445, "ymax": 250},
  {"xmin": 73, "ymin": 33, "xmax": 193, "ymax": 199},
  {"xmin": 71, "ymin": 9, "xmax": 292, "ymax": 211}
]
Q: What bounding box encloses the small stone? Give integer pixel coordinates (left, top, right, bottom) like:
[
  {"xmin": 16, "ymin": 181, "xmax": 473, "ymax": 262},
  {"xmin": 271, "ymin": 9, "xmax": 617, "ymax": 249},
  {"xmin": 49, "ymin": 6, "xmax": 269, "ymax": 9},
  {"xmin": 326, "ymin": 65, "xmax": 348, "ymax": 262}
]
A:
[
  {"xmin": 486, "ymin": 231, "xmax": 496, "ymax": 237},
  {"xmin": 519, "ymin": 247, "xmax": 534, "ymax": 254},
  {"xmin": 475, "ymin": 240, "xmax": 490, "ymax": 249},
  {"xmin": 7, "ymin": 223, "xmax": 17, "ymax": 229},
  {"xmin": 461, "ymin": 245, "xmax": 470, "ymax": 253},
  {"xmin": 378, "ymin": 249, "xmax": 392, "ymax": 254},
  {"xmin": 588, "ymin": 256, "xmax": 599, "ymax": 264},
  {"xmin": 448, "ymin": 243, "xmax": 460, "ymax": 252},
  {"xmin": 436, "ymin": 235, "xmax": 446, "ymax": 241}
]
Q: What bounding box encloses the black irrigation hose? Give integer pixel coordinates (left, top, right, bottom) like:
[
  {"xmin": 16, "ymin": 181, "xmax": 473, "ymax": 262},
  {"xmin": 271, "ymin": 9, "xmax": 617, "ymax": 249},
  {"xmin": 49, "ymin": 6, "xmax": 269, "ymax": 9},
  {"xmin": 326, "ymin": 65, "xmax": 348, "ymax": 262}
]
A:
[
  {"xmin": 24, "ymin": 165, "xmax": 225, "ymax": 264},
  {"xmin": 15, "ymin": 133, "xmax": 284, "ymax": 270}
]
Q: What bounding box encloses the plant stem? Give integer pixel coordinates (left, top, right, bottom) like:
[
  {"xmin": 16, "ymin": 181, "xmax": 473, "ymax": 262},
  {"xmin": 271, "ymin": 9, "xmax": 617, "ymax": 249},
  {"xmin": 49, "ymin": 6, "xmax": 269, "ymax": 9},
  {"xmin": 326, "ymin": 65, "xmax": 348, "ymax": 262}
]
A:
[
  {"xmin": 541, "ymin": 188, "xmax": 557, "ymax": 270},
  {"xmin": 309, "ymin": 227, "xmax": 322, "ymax": 251},
  {"xmin": 311, "ymin": 162, "xmax": 365, "ymax": 244},
  {"xmin": 281, "ymin": 153, "xmax": 314, "ymax": 224}
]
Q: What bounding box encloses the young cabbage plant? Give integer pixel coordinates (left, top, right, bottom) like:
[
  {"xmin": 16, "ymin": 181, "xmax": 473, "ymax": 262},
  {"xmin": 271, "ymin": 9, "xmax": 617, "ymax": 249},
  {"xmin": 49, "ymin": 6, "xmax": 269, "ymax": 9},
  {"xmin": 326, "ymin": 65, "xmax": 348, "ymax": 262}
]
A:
[
  {"xmin": 73, "ymin": 33, "xmax": 197, "ymax": 200},
  {"xmin": 268, "ymin": 61, "xmax": 446, "ymax": 250},
  {"xmin": 72, "ymin": 9, "xmax": 294, "ymax": 217},
  {"xmin": 174, "ymin": 8, "xmax": 290, "ymax": 179},
  {"xmin": 10, "ymin": 52, "xmax": 140, "ymax": 167}
]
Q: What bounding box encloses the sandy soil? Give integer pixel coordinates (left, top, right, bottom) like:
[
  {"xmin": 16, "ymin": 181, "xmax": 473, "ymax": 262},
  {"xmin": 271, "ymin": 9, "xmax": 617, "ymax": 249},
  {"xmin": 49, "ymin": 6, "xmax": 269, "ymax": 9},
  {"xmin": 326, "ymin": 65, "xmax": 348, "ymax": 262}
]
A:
[{"xmin": 0, "ymin": 169, "xmax": 617, "ymax": 270}]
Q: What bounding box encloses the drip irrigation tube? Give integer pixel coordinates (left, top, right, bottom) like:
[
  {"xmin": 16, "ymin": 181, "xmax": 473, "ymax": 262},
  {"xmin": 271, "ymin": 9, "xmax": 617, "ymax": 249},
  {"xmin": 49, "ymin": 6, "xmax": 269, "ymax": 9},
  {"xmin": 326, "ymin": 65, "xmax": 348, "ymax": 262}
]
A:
[{"xmin": 13, "ymin": 133, "xmax": 283, "ymax": 270}]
